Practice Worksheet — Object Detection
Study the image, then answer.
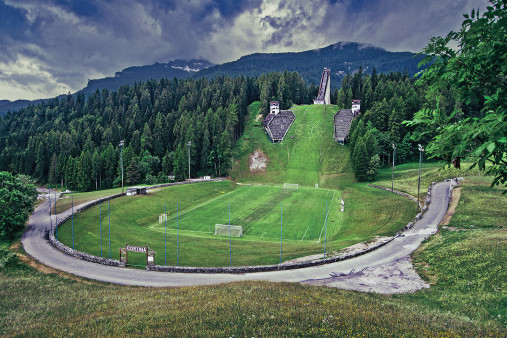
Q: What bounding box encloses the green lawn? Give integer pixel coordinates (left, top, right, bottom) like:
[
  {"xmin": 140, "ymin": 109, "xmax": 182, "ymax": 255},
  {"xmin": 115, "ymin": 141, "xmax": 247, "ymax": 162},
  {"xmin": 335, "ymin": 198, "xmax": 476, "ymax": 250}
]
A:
[
  {"xmin": 231, "ymin": 103, "xmax": 350, "ymax": 185},
  {"xmin": 398, "ymin": 175, "xmax": 506, "ymax": 328},
  {"xmin": 57, "ymin": 180, "xmax": 415, "ymax": 267}
]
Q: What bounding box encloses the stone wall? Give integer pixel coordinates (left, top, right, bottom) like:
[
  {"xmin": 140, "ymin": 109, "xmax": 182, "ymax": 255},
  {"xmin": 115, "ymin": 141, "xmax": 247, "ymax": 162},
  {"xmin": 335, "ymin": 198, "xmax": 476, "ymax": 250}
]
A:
[{"xmin": 146, "ymin": 237, "xmax": 394, "ymax": 273}]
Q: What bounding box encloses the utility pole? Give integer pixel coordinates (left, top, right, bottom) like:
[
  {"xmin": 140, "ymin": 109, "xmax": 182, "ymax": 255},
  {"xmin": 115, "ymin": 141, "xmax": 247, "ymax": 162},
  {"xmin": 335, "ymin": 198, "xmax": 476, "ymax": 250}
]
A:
[
  {"xmin": 187, "ymin": 141, "xmax": 191, "ymax": 180},
  {"xmin": 119, "ymin": 140, "xmax": 124, "ymax": 194},
  {"xmin": 392, "ymin": 144, "xmax": 396, "ymax": 192},
  {"xmin": 417, "ymin": 144, "xmax": 425, "ymax": 213}
]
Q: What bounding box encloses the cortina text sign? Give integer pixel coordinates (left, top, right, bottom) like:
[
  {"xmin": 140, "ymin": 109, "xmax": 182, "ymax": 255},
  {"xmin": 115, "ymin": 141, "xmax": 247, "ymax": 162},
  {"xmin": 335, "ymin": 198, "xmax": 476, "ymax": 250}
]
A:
[
  {"xmin": 126, "ymin": 245, "xmax": 147, "ymax": 253},
  {"xmin": 120, "ymin": 243, "xmax": 155, "ymax": 266}
]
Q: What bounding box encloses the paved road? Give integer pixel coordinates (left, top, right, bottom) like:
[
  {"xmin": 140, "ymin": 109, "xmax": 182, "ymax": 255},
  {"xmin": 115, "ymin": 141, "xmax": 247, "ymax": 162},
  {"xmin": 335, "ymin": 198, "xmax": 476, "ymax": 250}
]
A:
[{"xmin": 22, "ymin": 182, "xmax": 450, "ymax": 288}]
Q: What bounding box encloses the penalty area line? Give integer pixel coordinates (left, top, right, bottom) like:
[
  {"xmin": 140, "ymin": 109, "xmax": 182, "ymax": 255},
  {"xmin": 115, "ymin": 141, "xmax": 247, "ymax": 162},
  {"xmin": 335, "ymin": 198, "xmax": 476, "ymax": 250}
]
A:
[{"xmin": 317, "ymin": 190, "xmax": 335, "ymax": 243}]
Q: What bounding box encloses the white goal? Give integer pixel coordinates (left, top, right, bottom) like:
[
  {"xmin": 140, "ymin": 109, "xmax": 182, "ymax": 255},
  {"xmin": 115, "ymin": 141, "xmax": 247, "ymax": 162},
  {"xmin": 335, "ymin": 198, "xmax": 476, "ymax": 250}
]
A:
[
  {"xmin": 215, "ymin": 224, "xmax": 243, "ymax": 237},
  {"xmin": 283, "ymin": 183, "xmax": 299, "ymax": 190},
  {"xmin": 159, "ymin": 214, "xmax": 167, "ymax": 223}
]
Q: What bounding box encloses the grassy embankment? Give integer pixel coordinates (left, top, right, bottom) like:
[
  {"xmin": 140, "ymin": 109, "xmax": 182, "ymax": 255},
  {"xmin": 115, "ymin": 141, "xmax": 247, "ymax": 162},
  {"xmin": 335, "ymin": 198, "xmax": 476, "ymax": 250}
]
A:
[
  {"xmin": 1, "ymin": 169, "xmax": 505, "ymax": 335},
  {"xmin": 55, "ymin": 103, "xmax": 415, "ymax": 267},
  {"xmin": 56, "ymin": 179, "xmax": 414, "ymax": 267}
]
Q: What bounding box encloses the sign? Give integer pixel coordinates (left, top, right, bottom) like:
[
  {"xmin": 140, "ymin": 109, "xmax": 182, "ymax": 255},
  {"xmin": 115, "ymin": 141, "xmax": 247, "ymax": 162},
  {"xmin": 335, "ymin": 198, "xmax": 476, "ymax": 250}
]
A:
[
  {"xmin": 119, "ymin": 243, "xmax": 156, "ymax": 266},
  {"xmin": 126, "ymin": 245, "xmax": 147, "ymax": 253}
]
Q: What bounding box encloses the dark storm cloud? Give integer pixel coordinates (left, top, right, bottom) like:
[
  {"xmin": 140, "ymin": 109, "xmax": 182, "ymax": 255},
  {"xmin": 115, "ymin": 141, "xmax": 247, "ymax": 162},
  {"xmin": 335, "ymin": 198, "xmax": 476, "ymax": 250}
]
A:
[{"xmin": 0, "ymin": 0, "xmax": 491, "ymax": 100}]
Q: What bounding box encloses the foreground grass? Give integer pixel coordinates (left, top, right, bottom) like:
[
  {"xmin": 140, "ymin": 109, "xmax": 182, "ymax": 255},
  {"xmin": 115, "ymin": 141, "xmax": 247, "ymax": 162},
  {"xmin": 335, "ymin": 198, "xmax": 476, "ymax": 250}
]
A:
[
  {"xmin": 1, "ymin": 263, "xmax": 504, "ymax": 336},
  {"xmin": 398, "ymin": 175, "xmax": 506, "ymax": 328}
]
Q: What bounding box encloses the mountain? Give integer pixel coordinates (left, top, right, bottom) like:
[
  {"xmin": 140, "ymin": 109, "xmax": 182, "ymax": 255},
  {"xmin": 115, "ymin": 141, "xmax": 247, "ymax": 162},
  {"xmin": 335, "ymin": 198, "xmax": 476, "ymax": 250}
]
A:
[
  {"xmin": 194, "ymin": 42, "xmax": 424, "ymax": 86},
  {"xmin": 79, "ymin": 59, "xmax": 215, "ymax": 96},
  {"xmin": 0, "ymin": 99, "xmax": 51, "ymax": 117},
  {"xmin": 0, "ymin": 59, "xmax": 214, "ymax": 116},
  {"xmin": 0, "ymin": 42, "xmax": 424, "ymax": 116}
]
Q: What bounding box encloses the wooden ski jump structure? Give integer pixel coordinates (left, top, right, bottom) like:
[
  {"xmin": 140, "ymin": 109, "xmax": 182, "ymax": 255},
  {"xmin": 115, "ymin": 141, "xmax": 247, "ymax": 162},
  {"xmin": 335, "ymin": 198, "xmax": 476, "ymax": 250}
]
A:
[{"xmin": 313, "ymin": 67, "xmax": 331, "ymax": 105}]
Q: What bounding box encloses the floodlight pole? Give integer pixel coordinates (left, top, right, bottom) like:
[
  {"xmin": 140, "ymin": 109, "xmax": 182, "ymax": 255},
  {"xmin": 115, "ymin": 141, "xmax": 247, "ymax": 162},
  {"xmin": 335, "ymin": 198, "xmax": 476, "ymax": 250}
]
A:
[
  {"xmin": 187, "ymin": 141, "xmax": 191, "ymax": 180},
  {"xmin": 392, "ymin": 144, "xmax": 396, "ymax": 192},
  {"xmin": 119, "ymin": 140, "xmax": 124, "ymax": 195},
  {"xmin": 71, "ymin": 194, "xmax": 74, "ymax": 250},
  {"xmin": 55, "ymin": 191, "xmax": 58, "ymax": 239},
  {"xmin": 229, "ymin": 203, "xmax": 231, "ymax": 268},
  {"xmin": 164, "ymin": 202, "xmax": 167, "ymax": 266},
  {"xmin": 324, "ymin": 200, "xmax": 328, "ymax": 258},
  {"xmin": 48, "ymin": 186, "xmax": 53, "ymax": 235},
  {"xmin": 417, "ymin": 144, "xmax": 424, "ymax": 213},
  {"xmin": 280, "ymin": 203, "xmax": 283, "ymax": 264},
  {"xmin": 100, "ymin": 202, "xmax": 102, "ymax": 258},
  {"xmin": 177, "ymin": 202, "xmax": 179, "ymax": 266},
  {"xmin": 108, "ymin": 200, "xmax": 111, "ymax": 259}
]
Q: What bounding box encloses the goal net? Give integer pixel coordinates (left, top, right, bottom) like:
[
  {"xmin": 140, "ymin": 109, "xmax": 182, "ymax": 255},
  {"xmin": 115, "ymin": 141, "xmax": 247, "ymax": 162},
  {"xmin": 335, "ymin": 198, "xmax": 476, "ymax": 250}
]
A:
[
  {"xmin": 159, "ymin": 214, "xmax": 167, "ymax": 223},
  {"xmin": 283, "ymin": 183, "xmax": 299, "ymax": 189},
  {"xmin": 215, "ymin": 224, "xmax": 243, "ymax": 237}
]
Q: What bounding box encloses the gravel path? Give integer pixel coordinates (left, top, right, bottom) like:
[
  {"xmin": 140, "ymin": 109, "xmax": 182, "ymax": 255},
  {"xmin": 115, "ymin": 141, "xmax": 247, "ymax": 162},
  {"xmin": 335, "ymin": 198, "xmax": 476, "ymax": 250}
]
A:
[{"xmin": 22, "ymin": 182, "xmax": 450, "ymax": 293}]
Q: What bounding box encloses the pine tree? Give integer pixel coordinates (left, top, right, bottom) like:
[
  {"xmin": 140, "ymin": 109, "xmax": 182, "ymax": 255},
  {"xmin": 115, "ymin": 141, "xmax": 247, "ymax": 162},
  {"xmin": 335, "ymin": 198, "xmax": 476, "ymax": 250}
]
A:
[
  {"xmin": 352, "ymin": 137, "xmax": 370, "ymax": 182},
  {"xmin": 173, "ymin": 144, "xmax": 186, "ymax": 181},
  {"xmin": 349, "ymin": 119, "xmax": 365, "ymax": 153}
]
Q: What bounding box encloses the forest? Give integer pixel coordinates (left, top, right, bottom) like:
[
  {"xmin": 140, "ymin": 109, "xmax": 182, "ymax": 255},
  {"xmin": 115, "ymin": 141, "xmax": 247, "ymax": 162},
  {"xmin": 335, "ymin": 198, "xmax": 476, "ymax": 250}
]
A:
[{"xmin": 0, "ymin": 69, "xmax": 427, "ymax": 191}]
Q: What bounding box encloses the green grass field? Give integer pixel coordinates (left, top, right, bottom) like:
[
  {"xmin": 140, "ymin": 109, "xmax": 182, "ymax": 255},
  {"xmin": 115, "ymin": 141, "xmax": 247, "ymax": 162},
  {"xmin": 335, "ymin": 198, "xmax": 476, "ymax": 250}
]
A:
[{"xmin": 57, "ymin": 179, "xmax": 415, "ymax": 267}]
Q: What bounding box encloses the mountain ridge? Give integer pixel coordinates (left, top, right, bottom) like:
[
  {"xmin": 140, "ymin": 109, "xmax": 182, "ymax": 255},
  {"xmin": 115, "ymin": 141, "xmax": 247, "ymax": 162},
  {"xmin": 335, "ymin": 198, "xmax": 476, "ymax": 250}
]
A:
[{"xmin": 0, "ymin": 42, "xmax": 424, "ymax": 115}]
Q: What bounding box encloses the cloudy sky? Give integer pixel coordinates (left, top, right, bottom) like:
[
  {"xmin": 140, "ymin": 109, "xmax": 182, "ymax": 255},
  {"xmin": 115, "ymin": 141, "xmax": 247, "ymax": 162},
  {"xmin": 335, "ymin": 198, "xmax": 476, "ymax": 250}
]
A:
[{"xmin": 0, "ymin": 0, "xmax": 489, "ymax": 101}]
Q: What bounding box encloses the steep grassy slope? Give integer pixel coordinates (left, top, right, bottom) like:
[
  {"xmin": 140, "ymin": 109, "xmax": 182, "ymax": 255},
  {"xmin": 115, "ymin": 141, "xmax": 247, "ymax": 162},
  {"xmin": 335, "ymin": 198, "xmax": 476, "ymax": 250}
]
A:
[{"xmin": 230, "ymin": 102, "xmax": 351, "ymax": 186}]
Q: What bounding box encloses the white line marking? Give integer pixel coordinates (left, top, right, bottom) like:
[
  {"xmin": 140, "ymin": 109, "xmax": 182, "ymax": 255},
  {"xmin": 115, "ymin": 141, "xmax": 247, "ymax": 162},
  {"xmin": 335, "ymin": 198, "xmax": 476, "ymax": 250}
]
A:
[{"xmin": 317, "ymin": 190, "xmax": 335, "ymax": 242}]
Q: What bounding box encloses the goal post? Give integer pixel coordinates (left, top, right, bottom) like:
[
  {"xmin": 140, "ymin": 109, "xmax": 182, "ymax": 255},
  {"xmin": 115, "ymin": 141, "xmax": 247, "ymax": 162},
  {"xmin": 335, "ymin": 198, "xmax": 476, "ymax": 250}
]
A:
[
  {"xmin": 283, "ymin": 183, "xmax": 299, "ymax": 189},
  {"xmin": 215, "ymin": 224, "xmax": 243, "ymax": 237},
  {"xmin": 159, "ymin": 214, "xmax": 167, "ymax": 223}
]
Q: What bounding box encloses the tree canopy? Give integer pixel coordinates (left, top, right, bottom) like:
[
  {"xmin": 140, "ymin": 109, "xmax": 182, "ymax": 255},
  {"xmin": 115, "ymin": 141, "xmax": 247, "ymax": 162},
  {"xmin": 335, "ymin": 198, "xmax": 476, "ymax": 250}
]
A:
[
  {"xmin": 0, "ymin": 172, "xmax": 37, "ymax": 240},
  {"xmin": 407, "ymin": 0, "xmax": 506, "ymax": 190}
]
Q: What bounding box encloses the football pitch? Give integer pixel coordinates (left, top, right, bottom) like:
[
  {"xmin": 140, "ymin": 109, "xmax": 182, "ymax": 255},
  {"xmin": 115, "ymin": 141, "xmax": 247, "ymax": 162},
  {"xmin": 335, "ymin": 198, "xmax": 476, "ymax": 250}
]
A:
[{"xmin": 149, "ymin": 184, "xmax": 339, "ymax": 242}]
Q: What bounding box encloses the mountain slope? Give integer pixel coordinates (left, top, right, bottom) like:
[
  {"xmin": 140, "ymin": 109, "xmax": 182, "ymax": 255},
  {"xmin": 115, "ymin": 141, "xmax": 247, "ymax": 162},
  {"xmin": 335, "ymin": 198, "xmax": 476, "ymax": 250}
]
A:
[
  {"xmin": 195, "ymin": 42, "xmax": 424, "ymax": 87},
  {"xmin": 80, "ymin": 59, "xmax": 215, "ymax": 95},
  {"xmin": 0, "ymin": 59, "xmax": 214, "ymax": 116},
  {"xmin": 230, "ymin": 102, "xmax": 353, "ymax": 187}
]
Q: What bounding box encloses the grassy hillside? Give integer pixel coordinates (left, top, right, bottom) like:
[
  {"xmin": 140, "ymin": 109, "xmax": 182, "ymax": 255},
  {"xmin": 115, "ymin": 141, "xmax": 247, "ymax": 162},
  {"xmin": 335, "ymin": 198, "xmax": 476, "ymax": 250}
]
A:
[
  {"xmin": 1, "ymin": 170, "xmax": 505, "ymax": 335},
  {"xmin": 231, "ymin": 102, "xmax": 351, "ymax": 186}
]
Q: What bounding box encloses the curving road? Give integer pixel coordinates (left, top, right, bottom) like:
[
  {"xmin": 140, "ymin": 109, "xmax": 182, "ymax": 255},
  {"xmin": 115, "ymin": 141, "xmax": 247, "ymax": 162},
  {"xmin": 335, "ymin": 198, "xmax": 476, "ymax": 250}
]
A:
[{"xmin": 22, "ymin": 182, "xmax": 451, "ymax": 289}]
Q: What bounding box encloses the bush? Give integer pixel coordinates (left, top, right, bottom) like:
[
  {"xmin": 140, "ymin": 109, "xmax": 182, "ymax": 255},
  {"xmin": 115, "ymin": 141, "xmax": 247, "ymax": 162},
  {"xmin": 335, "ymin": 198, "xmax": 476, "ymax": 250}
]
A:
[{"xmin": 0, "ymin": 172, "xmax": 37, "ymax": 240}]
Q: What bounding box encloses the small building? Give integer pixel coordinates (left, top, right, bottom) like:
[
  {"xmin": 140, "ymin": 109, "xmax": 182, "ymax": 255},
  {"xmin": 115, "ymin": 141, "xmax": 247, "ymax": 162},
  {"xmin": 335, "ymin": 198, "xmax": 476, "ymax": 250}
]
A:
[
  {"xmin": 126, "ymin": 186, "xmax": 147, "ymax": 196},
  {"xmin": 270, "ymin": 101, "xmax": 280, "ymax": 115},
  {"xmin": 351, "ymin": 99, "xmax": 361, "ymax": 116}
]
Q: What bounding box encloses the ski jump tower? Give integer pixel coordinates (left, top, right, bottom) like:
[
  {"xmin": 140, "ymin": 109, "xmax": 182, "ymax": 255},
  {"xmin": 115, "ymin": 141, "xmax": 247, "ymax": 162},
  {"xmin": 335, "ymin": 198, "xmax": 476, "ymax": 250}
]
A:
[{"xmin": 313, "ymin": 67, "xmax": 331, "ymax": 105}]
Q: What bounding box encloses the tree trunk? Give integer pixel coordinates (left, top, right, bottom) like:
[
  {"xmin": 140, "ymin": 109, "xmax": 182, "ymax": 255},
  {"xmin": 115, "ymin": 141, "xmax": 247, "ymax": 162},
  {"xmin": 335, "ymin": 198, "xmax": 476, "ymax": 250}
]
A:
[{"xmin": 452, "ymin": 157, "xmax": 461, "ymax": 169}]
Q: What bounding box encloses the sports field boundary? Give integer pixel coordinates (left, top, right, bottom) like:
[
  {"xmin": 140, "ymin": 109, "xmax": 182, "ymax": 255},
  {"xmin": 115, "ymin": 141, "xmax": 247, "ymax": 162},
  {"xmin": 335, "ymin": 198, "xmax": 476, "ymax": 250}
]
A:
[{"xmin": 45, "ymin": 179, "xmax": 457, "ymax": 273}]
